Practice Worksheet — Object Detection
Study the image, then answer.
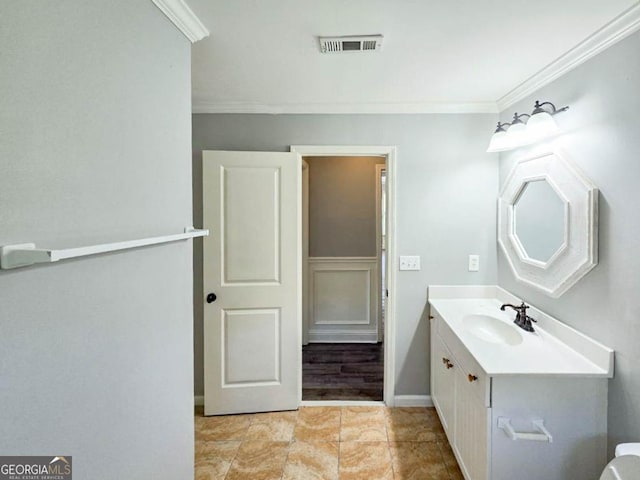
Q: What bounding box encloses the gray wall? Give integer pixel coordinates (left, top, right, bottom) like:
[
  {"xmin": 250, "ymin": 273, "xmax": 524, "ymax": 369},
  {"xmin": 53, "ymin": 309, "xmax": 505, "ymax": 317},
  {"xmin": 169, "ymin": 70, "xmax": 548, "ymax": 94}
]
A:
[
  {"xmin": 192, "ymin": 113, "xmax": 499, "ymax": 397},
  {"xmin": 498, "ymin": 30, "xmax": 640, "ymax": 456},
  {"xmin": 0, "ymin": 2, "xmax": 194, "ymax": 478},
  {"xmin": 307, "ymin": 156, "xmax": 385, "ymax": 257}
]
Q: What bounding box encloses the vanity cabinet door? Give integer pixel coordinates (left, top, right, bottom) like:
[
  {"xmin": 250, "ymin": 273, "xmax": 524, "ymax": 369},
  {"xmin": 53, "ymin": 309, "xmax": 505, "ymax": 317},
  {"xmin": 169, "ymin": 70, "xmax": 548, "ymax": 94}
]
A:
[
  {"xmin": 454, "ymin": 368, "xmax": 489, "ymax": 480},
  {"xmin": 431, "ymin": 330, "xmax": 455, "ymax": 436}
]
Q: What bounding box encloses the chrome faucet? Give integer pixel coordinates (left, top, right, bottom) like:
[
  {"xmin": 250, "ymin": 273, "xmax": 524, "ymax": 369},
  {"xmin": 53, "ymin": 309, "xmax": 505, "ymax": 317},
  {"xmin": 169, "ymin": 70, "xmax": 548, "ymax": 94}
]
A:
[{"xmin": 500, "ymin": 302, "xmax": 537, "ymax": 332}]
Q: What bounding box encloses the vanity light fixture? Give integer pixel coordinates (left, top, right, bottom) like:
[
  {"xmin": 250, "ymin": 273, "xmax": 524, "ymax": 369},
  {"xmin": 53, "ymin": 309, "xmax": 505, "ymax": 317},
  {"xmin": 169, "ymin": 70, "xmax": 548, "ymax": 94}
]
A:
[
  {"xmin": 527, "ymin": 101, "xmax": 569, "ymax": 141},
  {"xmin": 505, "ymin": 113, "xmax": 532, "ymax": 148},
  {"xmin": 486, "ymin": 121, "xmax": 511, "ymax": 152},
  {"xmin": 487, "ymin": 100, "xmax": 569, "ymax": 153}
]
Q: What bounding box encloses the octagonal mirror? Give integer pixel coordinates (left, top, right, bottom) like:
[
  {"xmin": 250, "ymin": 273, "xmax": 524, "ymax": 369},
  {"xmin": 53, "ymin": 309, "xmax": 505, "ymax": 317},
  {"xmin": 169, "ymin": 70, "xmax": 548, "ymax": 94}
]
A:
[
  {"xmin": 513, "ymin": 179, "xmax": 567, "ymax": 264},
  {"xmin": 498, "ymin": 150, "xmax": 598, "ymax": 297}
]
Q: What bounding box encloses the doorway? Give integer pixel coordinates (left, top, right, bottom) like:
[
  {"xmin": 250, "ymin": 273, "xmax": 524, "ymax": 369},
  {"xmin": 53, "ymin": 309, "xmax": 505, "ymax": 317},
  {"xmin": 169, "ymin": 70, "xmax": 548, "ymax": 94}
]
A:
[
  {"xmin": 292, "ymin": 146, "xmax": 397, "ymax": 406},
  {"xmin": 201, "ymin": 147, "xmax": 397, "ymax": 415}
]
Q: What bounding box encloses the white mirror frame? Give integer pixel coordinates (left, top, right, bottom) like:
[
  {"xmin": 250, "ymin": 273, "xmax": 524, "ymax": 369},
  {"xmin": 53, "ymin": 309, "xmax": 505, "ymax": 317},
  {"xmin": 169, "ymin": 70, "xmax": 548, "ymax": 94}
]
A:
[{"xmin": 498, "ymin": 150, "xmax": 598, "ymax": 297}]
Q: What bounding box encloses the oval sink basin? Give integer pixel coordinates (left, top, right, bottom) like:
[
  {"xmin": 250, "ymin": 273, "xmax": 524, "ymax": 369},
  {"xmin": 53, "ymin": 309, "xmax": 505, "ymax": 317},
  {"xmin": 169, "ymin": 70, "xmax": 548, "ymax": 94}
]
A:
[{"xmin": 462, "ymin": 314, "xmax": 523, "ymax": 346}]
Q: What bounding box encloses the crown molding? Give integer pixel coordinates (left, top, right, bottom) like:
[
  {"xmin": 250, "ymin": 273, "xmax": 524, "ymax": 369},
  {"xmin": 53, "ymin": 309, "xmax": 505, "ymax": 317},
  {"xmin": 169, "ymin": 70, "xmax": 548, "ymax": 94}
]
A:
[
  {"xmin": 152, "ymin": 0, "xmax": 209, "ymax": 43},
  {"xmin": 191, "ymin": 100, "xmax": 498, "ymax": 114},
  {"xmin": 497, "ymin": 2, "xmax": 640, "ymax": 111}
]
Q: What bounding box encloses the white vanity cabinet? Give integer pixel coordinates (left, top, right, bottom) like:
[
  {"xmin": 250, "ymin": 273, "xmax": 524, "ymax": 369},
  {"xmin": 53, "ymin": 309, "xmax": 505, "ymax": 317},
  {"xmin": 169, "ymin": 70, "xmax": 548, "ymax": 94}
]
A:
[
  {"xmin": 428, "ymin": 286, "xmax": 614, "ymax": 480},
  {"xmin": 432, "ymin": 313, "xmax": 489, "ymax": 480},
  {"xmin": 431, "ymin": 331, "xmax": 455, "ymax": 432}
]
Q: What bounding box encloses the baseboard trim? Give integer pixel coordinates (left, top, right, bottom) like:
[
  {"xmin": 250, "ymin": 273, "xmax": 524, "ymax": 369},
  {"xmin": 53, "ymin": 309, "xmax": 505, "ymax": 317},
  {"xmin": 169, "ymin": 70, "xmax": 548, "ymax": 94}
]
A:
[
  {"xmin": 197, "ymin": 395, "xmax": 432, "ymax": 408},
  {"xmin": 394, "ymin": 395, "xmax": 433, "ymax": 407},
  {"xmin": 308, "ymin": 330, "xmax": 378, "ymax": 343},
  {"xmin": 300, "ymin": 400, "xmax": 385, "ymax": 407}
]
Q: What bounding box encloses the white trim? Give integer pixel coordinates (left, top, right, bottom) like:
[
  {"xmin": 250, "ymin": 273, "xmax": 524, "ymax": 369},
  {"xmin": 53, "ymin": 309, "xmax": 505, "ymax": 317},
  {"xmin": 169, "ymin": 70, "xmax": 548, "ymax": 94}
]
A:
[
  {"xmin": 308, "ymin": 330, "xmax": 378, "ymax": 343},
  {"xmin": 308, "ymin": 256, "xmax": 377, "ymax": 263},
  {"xmin": 291, "ymin": 145, "xmax": 397, "ymax": 407},
  {"xmin": 306, "ymin": 257, "xmax": 377, "ymax": 331},
  {"xmin": 300, "ymin": 400, "xmax": 384, "ymax": 407},
  {"xmin": 292, "ymin": 145, "xmax": 393, "ymax": 157},
  {"xmin": 193, "ymin": 101, "xmax": 498, "ymax": 115},
  {"xmin": 301, "ymin": 160, "xmax": 310, "ymax": 346},
  {"xmin": 307, "ymin": 258, "xmax": 378, "ymax": 333},
  {"xmin": 375, "ymin": 164, "xmax": 386, "ymax": 343},
  {"xmin": 394, "ymin": 395, "xmax": 434, "ymax": 407},
  {"xmin": 188, "ymin": 4, "xmax": 640, "ymax": 115},
  {"xmin": 306, "ymin": 257, "xmax": 379, "ymax": 334},
  {"xmin": 295, "ymin": 152, "xmax": 304, "ymax": 409},
  {"xmin": 198, "ymin": 395, "xmax": 432, "ymax": 408},
  {"xmin": 151, "ymin": 0, "xmax": 209, "ymax": 43},
  {"xmin": 498, "ymin": 3, "xmax": 640, "ymax": 110}
]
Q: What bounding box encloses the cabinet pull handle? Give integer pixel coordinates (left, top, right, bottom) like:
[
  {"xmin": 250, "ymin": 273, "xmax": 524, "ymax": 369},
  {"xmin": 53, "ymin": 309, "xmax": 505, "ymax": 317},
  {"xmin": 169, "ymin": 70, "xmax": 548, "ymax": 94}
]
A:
[
  {"xmin": 468, "ymin": 374, "xmax": 478, "ymax": 382},
  {"xmin": 497, "ymin": 417, "xmax": 553, "ymax": 443},
  {"xmin": 441, "ymin": 357, "xmax": 454, "ymax": 369}
]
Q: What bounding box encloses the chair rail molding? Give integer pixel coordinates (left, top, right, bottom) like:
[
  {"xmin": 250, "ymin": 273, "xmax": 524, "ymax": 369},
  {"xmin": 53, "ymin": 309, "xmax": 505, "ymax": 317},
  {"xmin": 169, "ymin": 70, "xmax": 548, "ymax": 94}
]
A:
[
  {"xmin": 307, "ymin": 257, "xmax": 378, "ymax": 343},
  {"xmin": 151, "ymin": 0, "xmax": 209, "ymax": 43}
]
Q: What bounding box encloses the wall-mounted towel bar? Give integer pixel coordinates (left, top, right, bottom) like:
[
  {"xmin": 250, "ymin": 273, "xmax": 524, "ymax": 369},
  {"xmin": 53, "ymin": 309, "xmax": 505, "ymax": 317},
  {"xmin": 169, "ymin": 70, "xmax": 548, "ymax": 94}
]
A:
[
  {"xmin": 497, "ymin": 417, "xmax": 553, "ymax": 442},
  {"xmin": 0, "ymin": 227, "xmax": 208, "ymax": 270}
]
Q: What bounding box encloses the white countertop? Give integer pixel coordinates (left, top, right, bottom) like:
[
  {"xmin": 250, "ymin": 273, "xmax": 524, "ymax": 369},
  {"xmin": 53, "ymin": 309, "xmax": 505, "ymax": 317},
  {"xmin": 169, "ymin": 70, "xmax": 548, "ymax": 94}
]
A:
[{"xmin": 428, "ymin": 286, "xmax": 613, "ymax": 378}]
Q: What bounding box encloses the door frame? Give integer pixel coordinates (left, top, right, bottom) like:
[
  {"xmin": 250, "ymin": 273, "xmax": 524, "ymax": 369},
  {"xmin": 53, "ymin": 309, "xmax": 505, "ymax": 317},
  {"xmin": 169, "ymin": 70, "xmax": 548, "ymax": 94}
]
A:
[
  {"xmin": 301, "ymin": 159, "xmax": 310, "ymax": 346},
  {"xmin": 375, "ymin": 163, "xmax": 385, "ymax": 343},
  {"xmin": 291, "ymin": 145, "xmax": 397, "ymax": 407}
]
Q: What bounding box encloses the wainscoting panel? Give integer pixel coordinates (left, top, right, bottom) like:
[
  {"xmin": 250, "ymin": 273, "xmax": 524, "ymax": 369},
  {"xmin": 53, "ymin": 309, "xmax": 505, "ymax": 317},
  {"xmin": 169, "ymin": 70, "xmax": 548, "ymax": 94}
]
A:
[{"xmin": 308, "ymin": 257, "xmax": 378, "ymax": 343}]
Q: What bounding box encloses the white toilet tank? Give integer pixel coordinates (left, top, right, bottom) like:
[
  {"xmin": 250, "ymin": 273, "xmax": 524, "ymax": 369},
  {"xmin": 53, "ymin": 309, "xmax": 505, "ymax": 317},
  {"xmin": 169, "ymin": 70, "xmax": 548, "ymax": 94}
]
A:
[{"xmin": 600, "ymin": 444, "xmax": 640, "ymax": 480}]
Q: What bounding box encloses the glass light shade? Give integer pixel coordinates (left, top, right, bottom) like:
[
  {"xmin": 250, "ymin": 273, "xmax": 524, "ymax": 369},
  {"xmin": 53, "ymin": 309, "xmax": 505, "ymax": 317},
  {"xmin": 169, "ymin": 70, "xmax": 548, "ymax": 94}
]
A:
[
  {"xmin": 487, "ymin": 130, "xmax": 510, "ymax": 152},
  {"xmin": 505, "ymin": 121, "xmax": 534, "ymax": 149},
  {"xmin": 526, "ymin": 111, "xmax": 559, "ymax": 141}
]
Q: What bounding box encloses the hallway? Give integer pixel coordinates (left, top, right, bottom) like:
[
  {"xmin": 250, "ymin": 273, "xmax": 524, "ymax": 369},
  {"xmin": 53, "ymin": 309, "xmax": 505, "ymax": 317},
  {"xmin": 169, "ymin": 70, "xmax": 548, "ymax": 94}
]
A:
[{"xmin": 302, "ymin": 343, "xmax": 384, "ymax": 401}]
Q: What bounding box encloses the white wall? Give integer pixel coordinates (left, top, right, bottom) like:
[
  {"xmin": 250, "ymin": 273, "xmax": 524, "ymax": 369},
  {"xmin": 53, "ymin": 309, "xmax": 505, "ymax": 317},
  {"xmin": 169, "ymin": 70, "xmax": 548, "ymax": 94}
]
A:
[
  {"xmin": 0, "ymin": 1, "xmax": 194, "ymax": 478},
  {"xmin": 498, "ymin": 30, "xmax": 640, "ymax": 456},
  {"xmin": 192, "ymin": 113, "xmax": 499, "ymax": 397}
]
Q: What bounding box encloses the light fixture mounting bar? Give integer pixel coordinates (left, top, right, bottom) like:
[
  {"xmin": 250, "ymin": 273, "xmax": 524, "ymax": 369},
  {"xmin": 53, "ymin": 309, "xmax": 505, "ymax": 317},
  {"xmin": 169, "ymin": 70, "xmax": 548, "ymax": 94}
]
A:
[{"xmin": 533, "ymin": 101, "xmax": 569, "ymax": 115}]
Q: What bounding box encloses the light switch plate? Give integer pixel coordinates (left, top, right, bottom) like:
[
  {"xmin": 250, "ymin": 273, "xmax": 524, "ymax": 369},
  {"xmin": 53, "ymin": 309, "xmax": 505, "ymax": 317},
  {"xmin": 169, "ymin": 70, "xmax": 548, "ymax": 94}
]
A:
[
  {"xmin": 468, "ymin": 254, "xmax": 480, "ymax": 272},
  {"xmin": 399, "ymin": 255, "xmax": 421, "ymax": 271}
]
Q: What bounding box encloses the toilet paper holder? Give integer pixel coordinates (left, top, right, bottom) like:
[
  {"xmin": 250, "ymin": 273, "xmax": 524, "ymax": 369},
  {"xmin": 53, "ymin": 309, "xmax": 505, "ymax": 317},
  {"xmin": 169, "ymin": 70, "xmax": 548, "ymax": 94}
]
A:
[{"xmin": 497, "ymin": 417, "xmax": 553, "ymax": 443}]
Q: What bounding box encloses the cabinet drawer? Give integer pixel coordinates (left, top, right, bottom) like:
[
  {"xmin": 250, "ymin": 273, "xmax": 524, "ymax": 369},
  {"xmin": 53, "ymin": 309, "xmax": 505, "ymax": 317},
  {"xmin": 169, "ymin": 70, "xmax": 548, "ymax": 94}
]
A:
[{"xmin": 437, "ymin": 316, "xmax": 490, "ymax": 407}]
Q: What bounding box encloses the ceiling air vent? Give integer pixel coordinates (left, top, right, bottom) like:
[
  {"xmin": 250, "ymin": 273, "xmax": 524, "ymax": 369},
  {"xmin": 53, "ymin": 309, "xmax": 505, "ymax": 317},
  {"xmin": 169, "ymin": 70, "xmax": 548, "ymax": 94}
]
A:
[{"xmin": 319, "ymin": 35, "xmax": 383, "ymax": 54}]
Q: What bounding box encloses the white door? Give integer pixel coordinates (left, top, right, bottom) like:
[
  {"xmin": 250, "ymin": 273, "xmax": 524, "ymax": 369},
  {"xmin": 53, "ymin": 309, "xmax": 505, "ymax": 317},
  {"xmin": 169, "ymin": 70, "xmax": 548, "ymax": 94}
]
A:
[{"xmin": 202, "ymin": 150, "xmax": 301, "ymax": 415}]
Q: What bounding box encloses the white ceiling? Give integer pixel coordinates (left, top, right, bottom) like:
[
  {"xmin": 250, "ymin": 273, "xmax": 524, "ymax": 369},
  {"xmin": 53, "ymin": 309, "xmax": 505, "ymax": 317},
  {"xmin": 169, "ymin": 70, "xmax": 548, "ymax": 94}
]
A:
[{"xmin": 188, "ymin": 0, "xmax": 638, "ymax": 113}]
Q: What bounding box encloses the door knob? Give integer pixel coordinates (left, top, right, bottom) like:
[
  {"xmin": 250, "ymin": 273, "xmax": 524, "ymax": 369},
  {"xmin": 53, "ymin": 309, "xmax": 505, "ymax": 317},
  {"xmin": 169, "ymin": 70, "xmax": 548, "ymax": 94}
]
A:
[{"xmin": 206, "ymin": 293, "xmax": 217, "ymax": 304}]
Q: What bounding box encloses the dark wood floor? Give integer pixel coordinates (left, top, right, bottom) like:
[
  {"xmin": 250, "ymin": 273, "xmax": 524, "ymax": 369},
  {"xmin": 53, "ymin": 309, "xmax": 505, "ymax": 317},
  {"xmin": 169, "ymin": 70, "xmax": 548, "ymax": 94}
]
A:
[{"xmin": 302, "ymin": 342, "xmax": 384, "ymax": 401}]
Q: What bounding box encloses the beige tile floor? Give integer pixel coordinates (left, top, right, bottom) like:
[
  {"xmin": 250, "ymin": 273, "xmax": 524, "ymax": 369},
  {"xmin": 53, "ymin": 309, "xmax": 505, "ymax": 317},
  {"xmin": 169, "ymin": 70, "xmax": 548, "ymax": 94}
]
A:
[{"xmin": 195, "ymin": 406, "xmax": 464, "ymax": 480}]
